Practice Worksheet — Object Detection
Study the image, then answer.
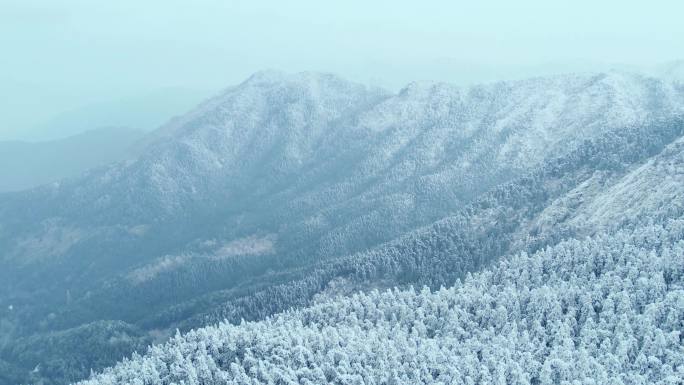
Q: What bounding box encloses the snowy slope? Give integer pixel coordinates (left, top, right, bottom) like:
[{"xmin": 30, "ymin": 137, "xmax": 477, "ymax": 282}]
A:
[
  {"xmin": 168, "ymin": 117, "xmax": 683, "ymax": 331},
  {"xmin": 525, "ymin": 134, "xmax": 684, "ymax": 245}
]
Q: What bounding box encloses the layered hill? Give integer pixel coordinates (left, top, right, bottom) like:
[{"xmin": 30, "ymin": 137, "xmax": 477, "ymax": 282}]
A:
[
  {"xmin": 1, "ymin": 70, "xmax": 683, "ymax": 384},
  {"xmin": 0, "ymin": 127, "xmax": 144, "ymax": 192}
]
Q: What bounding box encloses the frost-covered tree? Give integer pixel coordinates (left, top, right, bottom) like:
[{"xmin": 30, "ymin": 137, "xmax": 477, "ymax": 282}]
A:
[{"xmin": 79, "ymin": 219, "xmax": 684, "ymax": 385}]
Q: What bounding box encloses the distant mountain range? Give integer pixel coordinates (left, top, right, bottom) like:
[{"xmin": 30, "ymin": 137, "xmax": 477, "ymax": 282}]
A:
[
  {"xmin": 0, "ymin": 70, "xmax": 683, "ymax": 384},
  {"xmin": 2, "ymin": 87, "xmax": 213, "ymax": 142},
  {"xmin": 651, "ymin": 60, "xmax": 684, "ymax": 83},
  {"xmin": 0, "ymin": 128, "xmax": 144, "ymax": 193}
]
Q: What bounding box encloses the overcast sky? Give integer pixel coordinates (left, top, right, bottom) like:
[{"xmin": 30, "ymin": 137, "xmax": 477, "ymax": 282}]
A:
[{"xmin": 1, "ymin": 0, "xmax": 682, "ymax": 140}]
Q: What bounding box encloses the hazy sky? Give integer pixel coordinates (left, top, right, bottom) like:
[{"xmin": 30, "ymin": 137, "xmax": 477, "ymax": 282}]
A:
[{"xmin": 1, "ymin": 0, "xmax": 682, "ymax": 140}]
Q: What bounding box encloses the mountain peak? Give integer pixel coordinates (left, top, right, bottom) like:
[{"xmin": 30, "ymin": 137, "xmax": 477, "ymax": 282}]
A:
[
  {"xmin": 239, "ymin": 70, "xmax": 366, "ymax": 90},
  {"xmin": 240, "ymin": 69, "xmax": 289, "ymax": 85}
]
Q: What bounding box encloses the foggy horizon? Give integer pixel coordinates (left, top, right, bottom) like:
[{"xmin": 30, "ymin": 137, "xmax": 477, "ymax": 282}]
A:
[{"xmin": 2, "ymin": 0, "xmax": 683, "ymax": 141}]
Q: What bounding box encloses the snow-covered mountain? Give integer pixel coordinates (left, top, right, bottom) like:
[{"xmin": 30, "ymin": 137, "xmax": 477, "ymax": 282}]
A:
[
  {"xmin": 3, "ymin": 70, "xmax": 682, "ymax": 276},
  {"xmin": 1, "ymin": 70, "xmax": 683, "ymax": 384}
]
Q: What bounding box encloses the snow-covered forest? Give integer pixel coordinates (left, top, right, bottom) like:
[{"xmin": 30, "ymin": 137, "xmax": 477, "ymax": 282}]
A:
[{"xmin": 80, "ymin": 220, "xmax": 684, "ymax": 384}]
